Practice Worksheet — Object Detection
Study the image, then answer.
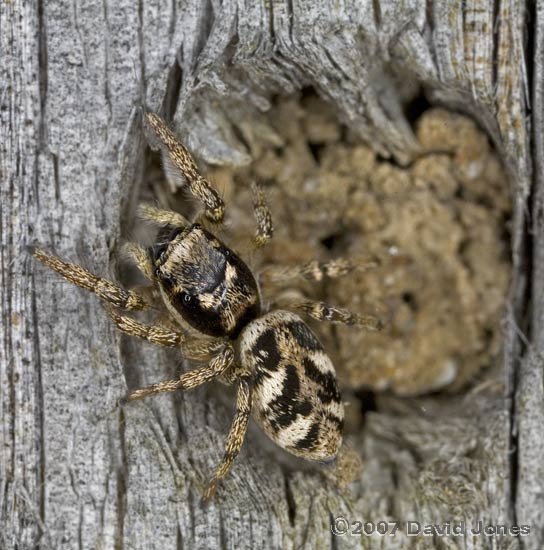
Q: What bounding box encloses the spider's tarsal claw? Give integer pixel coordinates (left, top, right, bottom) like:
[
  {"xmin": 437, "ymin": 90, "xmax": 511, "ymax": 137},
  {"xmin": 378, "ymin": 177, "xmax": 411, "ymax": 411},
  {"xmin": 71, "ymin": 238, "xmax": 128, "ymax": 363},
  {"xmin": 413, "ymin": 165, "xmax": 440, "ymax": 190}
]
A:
[
  {"xmin": 202, "ymin": 480, "xmax": 218, "ymax": 503},
  {"xmin": 119, "ymin": 391, "xmax": 146, "ymax": 405}
]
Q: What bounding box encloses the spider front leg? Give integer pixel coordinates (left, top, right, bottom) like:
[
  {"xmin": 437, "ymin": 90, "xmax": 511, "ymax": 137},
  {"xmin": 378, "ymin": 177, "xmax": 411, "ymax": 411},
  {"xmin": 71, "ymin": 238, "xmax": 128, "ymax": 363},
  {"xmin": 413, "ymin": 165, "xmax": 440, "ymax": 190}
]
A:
[
  {"xmin": 283, "ymin": 300, "xmax": 384, "ymax": 331},
  {"xmin": 122, "ymin": 242, "xmax": 155, "ymax": 281},
  {"xmin": 125, "ymin": 204, "xmax": 189, "ymax": 285},
  {"xmin": 144, "ymin": 113, "xmax": 225, "ymax": 223},
  {"xmin": 124, "ymin": 203, "xmax": 193, "ymax": 281},
  {"xmin": 34, "ymin": 249, "xmax": 150, "ymax": 311},
  {"xmin": 137, "ymin": 203, "xmax": 190, "ymax": 229},
  {"xmin": 203, "ymin": 376, "xmax": 252, "ymax": 502},
  {"xmin": 124, "ymin": 344, "xmax": 234, "ymax": 402}
]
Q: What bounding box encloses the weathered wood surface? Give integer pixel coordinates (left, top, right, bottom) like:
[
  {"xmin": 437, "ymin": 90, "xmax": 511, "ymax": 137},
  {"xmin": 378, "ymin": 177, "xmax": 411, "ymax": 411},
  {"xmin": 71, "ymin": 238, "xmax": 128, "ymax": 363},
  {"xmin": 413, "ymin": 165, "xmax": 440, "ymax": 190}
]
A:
[{"xmin": 0, "ymin": 1, "xmax": 538, "ymax": 549}]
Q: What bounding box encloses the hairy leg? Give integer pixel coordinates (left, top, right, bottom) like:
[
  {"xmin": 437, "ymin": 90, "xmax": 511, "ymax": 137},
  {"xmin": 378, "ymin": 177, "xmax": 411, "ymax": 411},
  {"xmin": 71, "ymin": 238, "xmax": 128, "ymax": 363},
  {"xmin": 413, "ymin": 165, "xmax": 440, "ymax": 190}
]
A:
[
  {"xmin": 137, "ymin": 203, "xmax": 190, "ymax": 228},
  {"xmin": 182, "ymin": 338, "xmax": 227, "ymax": 361},
  {"xmin": 34, "ymin": 249, "xmax": 149, "ymax": 310},
  {"xmin": 203, "ymin": 377, "xmax": 252, "ymax": 502},
  {"xmin": 104, "ymin": 306, "xmax": 225, "ymax": 361},
  {"xmin": 259, "ymin": 257, "xmax": 378, "ymax": 284},
  {"xmin": 144, "ymin": 113, "xmax": 225, "ymax": 223},
  {"xmin": 284, "ymin": 299, "xmax": 383, "ymax": 331},
  {"xmin": 104, "ymin": 305, "xmax": 184, "ymax": 346},
  {"xmin": 124, "ymin": 345, "xmax": 234, "ymax": 402},
  {"xmin": 251, "ymin": 182, "xmax": 273, "ymax": 249},
  {"xmin": 122, "ymin": 242, "xmax": 155, "ymax": 281}
]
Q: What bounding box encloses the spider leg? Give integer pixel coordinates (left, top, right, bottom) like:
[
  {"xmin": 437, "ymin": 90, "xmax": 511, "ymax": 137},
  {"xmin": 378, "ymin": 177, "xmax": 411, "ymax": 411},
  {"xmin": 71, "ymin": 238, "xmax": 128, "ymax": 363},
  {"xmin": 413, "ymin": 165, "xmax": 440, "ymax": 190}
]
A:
[
  {"xmin": 122, "ymin": 242, "xmax": 155, "ymax": 281},
  {"xmin": 104, "ymin": 305, "xmax": 184, "ymax": 346},
  {"xmin": 124, "ymin": 345, "xmax": 234, "ymax": 402},
  {"xmin": 203, "ymin": 377, "xmax": 252, "ymax": 502},
  {"xmin": 104, "ymin": 306, "xmax": 225, "ymax": 361},
  {"xmin": 283, "ymin": 300, "xmax": 383, "ymax": 331},
  {"xmin": 34, "ymin": 249, "xmax": 150, "ymax": 310},
  {"xmin": 137, "ymin": 203, "xmax": 190, "ymax": 228},
  {"xmin": 259, "ymin": 257, "xmax": 378, "ymax": 284},
  {"xmin": 144, "ymin": 113, "xmax": 225, "ymax": 223},
  {"xmin": 182, "ymin": 338, "xmax": 226, "ymax": 361},
  {"xmin": 251, "ymin": 182, "xmax": 273, "ymax": 249},
  {"xmin": 125, "ymin": 205, "xmax": 190, "ymax": 282}
]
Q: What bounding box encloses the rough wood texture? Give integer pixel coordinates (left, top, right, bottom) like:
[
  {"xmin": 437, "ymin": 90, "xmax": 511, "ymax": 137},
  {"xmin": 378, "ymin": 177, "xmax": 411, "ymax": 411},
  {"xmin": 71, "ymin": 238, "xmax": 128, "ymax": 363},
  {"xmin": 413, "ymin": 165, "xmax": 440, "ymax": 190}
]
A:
[{"xmin": 1, "ymin": 1, "xmax": 537, "ymax": 549}]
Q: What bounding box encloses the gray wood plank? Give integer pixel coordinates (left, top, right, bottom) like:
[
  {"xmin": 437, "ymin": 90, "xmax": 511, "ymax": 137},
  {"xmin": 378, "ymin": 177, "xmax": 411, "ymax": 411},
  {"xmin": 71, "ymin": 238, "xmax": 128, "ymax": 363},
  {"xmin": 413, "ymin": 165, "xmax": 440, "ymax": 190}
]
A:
[{"xmin": 1, "ymin": 1, "xmax": 535, "ymax": 548}]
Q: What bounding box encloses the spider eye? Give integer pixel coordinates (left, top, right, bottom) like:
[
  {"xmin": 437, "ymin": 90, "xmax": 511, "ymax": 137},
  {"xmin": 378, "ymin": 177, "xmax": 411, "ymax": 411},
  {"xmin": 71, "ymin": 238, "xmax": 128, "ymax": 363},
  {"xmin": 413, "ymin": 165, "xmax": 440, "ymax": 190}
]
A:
[{"xmin": 183, "ymin": 293, "xmax": 192, "ymax": 303}]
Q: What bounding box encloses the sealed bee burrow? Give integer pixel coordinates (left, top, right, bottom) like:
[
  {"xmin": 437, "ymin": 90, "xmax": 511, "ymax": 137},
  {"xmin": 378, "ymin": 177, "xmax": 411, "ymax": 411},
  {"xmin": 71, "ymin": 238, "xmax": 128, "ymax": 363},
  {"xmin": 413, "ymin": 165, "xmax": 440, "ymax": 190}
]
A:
[{"xmin": 195, "ymin": 95, "xmax": 512, "ymax": 398}]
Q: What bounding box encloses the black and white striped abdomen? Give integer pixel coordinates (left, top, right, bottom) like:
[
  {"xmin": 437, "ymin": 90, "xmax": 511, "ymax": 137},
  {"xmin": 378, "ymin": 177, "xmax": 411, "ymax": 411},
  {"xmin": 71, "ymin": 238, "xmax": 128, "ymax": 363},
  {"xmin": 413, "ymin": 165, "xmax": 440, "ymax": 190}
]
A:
[{"xmin": 239, "ymin": 310, "xmax": 344, "ymax": 461}]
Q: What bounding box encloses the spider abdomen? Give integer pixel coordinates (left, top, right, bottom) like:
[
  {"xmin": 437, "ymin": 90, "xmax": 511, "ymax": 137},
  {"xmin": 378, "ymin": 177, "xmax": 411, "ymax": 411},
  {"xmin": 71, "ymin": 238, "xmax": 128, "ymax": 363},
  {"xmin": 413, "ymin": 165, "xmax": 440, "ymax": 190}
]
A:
[{"xmin": 239, "ymin": 310, "xmax": 344, "ymax": 461}]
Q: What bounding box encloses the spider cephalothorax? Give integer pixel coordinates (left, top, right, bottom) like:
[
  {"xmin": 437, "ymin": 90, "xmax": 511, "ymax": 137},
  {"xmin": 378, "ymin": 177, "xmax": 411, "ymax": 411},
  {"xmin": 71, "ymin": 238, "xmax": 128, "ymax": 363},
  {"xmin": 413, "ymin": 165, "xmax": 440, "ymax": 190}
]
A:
[
  {"xmin": 153, "ymin": 223, "xmax": 260, "ymax": 338},
  {"xmin": 34, "ymin": 112, "xmax": 382, "ymax": 501}
]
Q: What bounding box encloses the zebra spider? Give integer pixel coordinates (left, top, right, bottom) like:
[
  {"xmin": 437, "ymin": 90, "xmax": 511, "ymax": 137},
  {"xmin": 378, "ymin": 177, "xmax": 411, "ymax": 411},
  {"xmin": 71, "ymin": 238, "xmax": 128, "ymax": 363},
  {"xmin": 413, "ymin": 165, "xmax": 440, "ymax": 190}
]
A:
[{"xmin": 34, "ymin": 113, "xmax": 382, "ymax": 501}]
